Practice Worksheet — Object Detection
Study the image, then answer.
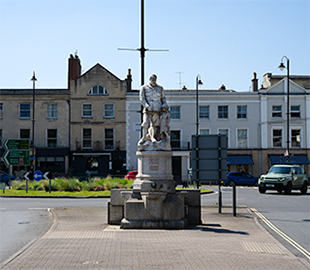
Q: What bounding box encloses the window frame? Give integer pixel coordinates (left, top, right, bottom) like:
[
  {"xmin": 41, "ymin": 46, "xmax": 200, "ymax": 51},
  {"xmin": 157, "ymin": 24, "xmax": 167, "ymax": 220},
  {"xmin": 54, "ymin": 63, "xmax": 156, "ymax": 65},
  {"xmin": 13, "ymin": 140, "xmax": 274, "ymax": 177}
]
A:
[
  {"xmin": 291, "ymin": 105, "xmax": 300, "ymax": 118},
  {"xmin": 200, "ymin": 129, "xmax": 210, "ymax": 135},
  {"xmin": 37, "ymin": 156, "xmax": 65, "ymax": 173},
  {"xmin": 291, "ymin": 129, "xmax": 301, "ymax": 148},
  {"xmin": 20, "ymin": 104, "xmax": 31, "ymax": 119},
  {"xmin": 82, "ymin": 128, "xmax": 92, "ymax": 149},
  {"xmin": 20, "ymin": 129, "xmax": 30, "ymax": 139},
  {"xmin": 272, "ymin": 105, "xmax": 282, "ymax": 118},
  {"xmin": 47, "ymin": 104, "xmax": 58, "ymax": 119},
  {"xmin": 82, "ymin": 103, "xmax": 92, "ymax": 118},
  {"xmin": 272, "ymin": 128, "xmax": 283, "ymax": 148},
  {"xmin": 88, "ymin": 85, "xmax": 108, "ymax": 95},
  {"xmin": 47, "ymin": 129, "xmax": 57, "ymax": 147},
  {"xmin": 237, "ymin": 105, "xmax": 247, "ymax": 119},
  {"xmin": 199, "ymin": 105, "xmax": 209, "ymax": 119},
  {"xmin": 170, "ymin": 130, "xmax": 181, "ymax": 149},
  {"xmin": 218, "ymin": 105, "xmax": 228, "ymax": 119},
  {"xmin": 237, "ymin": 129, "xmax": 248, "ymax": 148},
  {"xmin": 170, "ymin": 106, "xmax": 181, "ymax": 120},
  {"xmin": 104, "ymin": 128, "xmax": 114, "ymax": 150},
  {"xmin": 104, "ymin": 104, "xmax": 114, "ymax": 118}
]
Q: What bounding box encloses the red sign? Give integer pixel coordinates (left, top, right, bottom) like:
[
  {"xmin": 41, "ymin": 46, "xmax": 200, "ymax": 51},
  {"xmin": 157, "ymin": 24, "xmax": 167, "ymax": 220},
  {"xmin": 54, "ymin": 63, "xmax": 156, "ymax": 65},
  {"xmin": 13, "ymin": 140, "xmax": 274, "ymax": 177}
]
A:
[{"xmin": 285, "ymin": 149, "xmax": 289, "ymax": 157}]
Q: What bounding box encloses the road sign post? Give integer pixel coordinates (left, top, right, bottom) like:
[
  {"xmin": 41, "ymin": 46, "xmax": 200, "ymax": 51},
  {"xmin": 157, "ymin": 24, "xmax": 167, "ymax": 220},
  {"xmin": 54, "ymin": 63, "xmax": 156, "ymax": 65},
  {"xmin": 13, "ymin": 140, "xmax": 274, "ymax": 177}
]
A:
[{"xmin": 0, "ymin": 183, "xmax": 6, "ymax": 194}]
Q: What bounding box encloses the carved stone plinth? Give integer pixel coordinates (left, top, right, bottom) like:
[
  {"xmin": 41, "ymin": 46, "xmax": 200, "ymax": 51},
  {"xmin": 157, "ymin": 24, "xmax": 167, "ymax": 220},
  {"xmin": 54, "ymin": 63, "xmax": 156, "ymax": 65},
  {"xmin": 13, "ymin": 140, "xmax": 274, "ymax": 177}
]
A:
[
  {"xmin": 120, "ymin": 190, "xmax": 187, "ymax": 229},
  {"xmin": 133, "ymin": 151, "xmax": 175, "ymax": 193},
  {"xmin": 119, "ymin": 150, "xmax": 188, "ymax": 229}
]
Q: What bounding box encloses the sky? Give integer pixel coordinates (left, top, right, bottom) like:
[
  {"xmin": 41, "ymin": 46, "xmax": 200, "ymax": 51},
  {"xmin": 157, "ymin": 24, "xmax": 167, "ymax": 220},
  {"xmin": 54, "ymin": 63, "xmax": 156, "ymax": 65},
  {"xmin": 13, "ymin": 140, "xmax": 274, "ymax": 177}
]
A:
[{"xmin": 0, "ymin": 0, "xmax": 309, "ymax": 92}]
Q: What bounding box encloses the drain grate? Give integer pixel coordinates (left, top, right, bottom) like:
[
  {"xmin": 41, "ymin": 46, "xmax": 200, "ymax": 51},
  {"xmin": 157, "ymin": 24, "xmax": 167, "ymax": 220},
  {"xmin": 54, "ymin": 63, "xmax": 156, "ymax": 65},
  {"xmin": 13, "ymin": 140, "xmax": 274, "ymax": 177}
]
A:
[{"xmin": 241, "ymin": 242, "xmax": 285, "ymax": 254}]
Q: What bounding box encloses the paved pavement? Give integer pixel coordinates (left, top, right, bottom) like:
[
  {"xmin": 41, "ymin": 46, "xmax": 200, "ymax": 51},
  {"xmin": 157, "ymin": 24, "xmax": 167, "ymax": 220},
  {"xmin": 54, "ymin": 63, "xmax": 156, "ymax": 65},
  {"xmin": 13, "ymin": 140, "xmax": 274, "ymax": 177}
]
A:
[{"xmin": 1, "ymin": 205, "xmax": 309, "ymax": 270}]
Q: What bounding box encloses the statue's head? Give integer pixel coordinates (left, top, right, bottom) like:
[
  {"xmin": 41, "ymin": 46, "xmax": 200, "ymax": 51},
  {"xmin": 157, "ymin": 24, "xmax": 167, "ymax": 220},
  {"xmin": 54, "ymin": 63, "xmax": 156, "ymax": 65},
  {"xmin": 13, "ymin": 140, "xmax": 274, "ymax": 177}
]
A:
[{"xmin": 149, "ymin": 74, "xmax": 157, "ymax": 86}]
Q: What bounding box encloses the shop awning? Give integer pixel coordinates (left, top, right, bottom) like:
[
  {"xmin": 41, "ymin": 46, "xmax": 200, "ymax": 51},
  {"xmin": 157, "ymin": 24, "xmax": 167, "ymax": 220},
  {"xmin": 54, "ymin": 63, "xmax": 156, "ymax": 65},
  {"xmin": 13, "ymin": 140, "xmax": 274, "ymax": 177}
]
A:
[
  {"xmin": 269, "ymin": 155, "xmax": 310, "ymax": 165},
  {"xmin": 227, "ymin": 155, "xmax": 254, "ymax": 165}
]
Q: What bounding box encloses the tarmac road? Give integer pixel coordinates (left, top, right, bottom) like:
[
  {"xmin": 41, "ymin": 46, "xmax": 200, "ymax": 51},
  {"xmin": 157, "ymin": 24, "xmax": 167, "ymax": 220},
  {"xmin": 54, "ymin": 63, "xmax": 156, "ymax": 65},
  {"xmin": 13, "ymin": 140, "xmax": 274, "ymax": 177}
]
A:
[{"xmin": 0, "ymin": 208, "xmax": 51, "ymax": 263}]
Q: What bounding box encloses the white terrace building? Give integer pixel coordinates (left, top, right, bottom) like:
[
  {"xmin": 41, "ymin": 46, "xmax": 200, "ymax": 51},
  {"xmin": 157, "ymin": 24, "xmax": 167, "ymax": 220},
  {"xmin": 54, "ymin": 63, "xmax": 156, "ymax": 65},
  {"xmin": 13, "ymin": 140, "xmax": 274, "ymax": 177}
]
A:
[{"xmin": 126, "ymin": 73, "xmax": 310, "ymax": 183}]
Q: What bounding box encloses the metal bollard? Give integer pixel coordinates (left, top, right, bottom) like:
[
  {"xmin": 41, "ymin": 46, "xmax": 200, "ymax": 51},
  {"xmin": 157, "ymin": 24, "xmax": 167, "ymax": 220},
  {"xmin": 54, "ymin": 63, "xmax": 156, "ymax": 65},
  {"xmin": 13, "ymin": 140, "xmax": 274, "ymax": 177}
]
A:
[
  {"xmin": 233, "ymin": 185, "xmax": 236, "ymax": 216},
  {"xmin": 218, "ymin": 185, "xmax": 222, "ymax": 213}
]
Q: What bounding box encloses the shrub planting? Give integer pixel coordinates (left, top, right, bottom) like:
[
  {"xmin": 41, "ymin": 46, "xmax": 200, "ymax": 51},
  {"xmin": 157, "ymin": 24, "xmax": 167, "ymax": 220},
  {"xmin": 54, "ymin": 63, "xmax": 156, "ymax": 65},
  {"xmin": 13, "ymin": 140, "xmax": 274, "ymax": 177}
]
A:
[{"xmin": 10, "ymin": 177, "xmax": 134, "ymax": 193}]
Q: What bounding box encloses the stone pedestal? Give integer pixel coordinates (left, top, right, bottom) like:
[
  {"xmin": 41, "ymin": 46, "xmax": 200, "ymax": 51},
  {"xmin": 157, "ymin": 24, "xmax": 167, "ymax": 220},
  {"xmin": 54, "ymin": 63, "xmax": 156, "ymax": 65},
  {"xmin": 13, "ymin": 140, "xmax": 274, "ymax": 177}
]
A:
[
  {"xmin": 133, "ymin": 151, "xmax": 175, "ymax": 193},
  {"xmin": 120, "ymin": 151, "xmax": 187, "ymax": 229}
]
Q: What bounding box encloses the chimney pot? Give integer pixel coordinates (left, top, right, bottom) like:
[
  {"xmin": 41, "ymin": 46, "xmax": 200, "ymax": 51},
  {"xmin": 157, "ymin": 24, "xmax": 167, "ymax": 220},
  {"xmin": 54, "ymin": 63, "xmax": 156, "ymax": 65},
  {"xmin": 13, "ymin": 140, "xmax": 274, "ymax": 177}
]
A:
[
  {"xmin": 126, "ymin": 68, "xmax": 132, "ymax": 92},
  {"xmin": 252, "ymin": 72, "xmax": 258, "ymax": 92},
  {"xmin": 219, "ymin": 84, "xmax": 226, "ymax": 91}
]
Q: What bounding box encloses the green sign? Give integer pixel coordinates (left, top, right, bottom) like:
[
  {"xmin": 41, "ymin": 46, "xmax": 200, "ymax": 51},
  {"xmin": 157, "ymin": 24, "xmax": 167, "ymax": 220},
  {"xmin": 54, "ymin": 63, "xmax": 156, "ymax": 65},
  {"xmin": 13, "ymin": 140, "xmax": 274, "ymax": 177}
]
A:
[
  {"xmin": 4, "ymin": 139, "xmax": 30, "ymax": 150},
  {"xmin": 3, "ymin": 150, "xmax": 30, "ymax": 166}
]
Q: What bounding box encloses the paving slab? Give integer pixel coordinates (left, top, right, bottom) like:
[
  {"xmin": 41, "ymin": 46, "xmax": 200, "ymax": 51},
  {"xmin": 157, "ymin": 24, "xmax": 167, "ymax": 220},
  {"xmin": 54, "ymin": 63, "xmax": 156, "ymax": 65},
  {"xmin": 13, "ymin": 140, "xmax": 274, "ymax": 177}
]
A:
[{"xmin": 1, "ymin": 206, "xmax": 309, "ymax": 270}]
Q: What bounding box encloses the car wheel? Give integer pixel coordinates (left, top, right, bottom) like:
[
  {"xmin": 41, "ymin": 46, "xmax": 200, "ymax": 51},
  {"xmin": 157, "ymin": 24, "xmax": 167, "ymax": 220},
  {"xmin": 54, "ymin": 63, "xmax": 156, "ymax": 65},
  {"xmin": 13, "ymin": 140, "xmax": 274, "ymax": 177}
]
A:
[
  {"xmin": 229, "ymin": 180, "xmax": 235, "ymax": 187},
  {"xmin": 259, "ymin": 186, "xmax": 266, "ymax": 194},
  {"xmin": 300, "ymin": 182, "xmax": 308, "ymax": 194},
  {"xmin": 254, "ymin": 180, "xmax": 258, "ymax": 187},
  {"xmin": 284, "ymin": 182, "xmax": 292, "ymax": 194}
]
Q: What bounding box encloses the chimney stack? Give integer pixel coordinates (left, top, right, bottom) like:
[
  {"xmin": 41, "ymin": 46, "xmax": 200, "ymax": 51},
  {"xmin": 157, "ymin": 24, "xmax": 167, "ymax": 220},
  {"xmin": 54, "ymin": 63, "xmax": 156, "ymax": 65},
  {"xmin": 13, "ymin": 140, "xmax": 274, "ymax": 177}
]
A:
[
  {"xmin": 252, "ymin": 72, "xmax": 258, "ymax": 92},
  {"xmin": 68, "ymin": 54, "xmax": 81, "ymax": 89},
  {"xmin": 125, "ymin": 68, "xmax": 132, "ymax": 92}
]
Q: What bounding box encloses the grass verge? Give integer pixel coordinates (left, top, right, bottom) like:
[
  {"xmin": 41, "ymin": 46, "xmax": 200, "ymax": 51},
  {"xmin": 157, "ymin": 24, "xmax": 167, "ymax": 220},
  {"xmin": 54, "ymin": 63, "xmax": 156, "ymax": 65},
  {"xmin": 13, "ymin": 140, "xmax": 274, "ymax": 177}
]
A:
[
  {"xmin": 1, "ymin": 189, "xmax": 110, "ymax": 197},
  {"xmin": 1, "ymin": 187, "xmax": 211, "ymax": 197}
]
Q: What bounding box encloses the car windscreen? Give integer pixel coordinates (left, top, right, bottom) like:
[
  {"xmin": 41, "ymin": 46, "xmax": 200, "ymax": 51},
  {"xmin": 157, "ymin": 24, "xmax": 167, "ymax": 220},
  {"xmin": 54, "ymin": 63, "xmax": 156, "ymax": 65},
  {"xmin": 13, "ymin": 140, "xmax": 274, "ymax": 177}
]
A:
[{"xmin": 269, "ymin": 167, "xmax": 291, "ymax": 174}]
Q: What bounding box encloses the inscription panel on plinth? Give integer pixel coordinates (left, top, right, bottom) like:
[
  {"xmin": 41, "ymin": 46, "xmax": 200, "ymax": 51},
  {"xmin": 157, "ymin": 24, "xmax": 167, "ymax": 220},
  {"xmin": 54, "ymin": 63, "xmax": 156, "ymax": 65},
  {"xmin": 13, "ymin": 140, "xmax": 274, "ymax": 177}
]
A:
[
  {"xmin": 149, "ymin": 157, "xmax": 159, "ymax": 171},
  {"xmin": 136, "ymin": 151, "xmax": 172, "ymax": 179}
]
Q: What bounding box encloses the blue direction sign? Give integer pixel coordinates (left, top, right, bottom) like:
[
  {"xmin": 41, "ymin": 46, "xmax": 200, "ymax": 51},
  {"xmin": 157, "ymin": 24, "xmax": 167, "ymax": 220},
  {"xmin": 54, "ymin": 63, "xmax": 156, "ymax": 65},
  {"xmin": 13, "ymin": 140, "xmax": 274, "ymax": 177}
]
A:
[{"xmin": 33, "ymin": 171, "xmax": 43, "ymax": 181}]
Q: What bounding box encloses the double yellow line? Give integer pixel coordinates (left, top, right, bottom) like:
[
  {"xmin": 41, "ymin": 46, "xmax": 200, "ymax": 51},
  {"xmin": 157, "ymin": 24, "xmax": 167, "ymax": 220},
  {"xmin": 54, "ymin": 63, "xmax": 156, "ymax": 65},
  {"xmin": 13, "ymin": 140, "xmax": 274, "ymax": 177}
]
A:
[{"xmin": 251, "ymin": 208, "xmax": 310, "ymax": 260}]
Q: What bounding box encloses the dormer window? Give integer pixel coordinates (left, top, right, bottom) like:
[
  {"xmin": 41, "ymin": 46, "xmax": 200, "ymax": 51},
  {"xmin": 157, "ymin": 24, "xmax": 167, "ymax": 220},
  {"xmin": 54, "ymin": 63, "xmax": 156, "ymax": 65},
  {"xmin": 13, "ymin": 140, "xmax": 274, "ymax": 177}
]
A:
[{"xmin": 88, "ymin": 85, "xmax": 108, "ymax": 95}]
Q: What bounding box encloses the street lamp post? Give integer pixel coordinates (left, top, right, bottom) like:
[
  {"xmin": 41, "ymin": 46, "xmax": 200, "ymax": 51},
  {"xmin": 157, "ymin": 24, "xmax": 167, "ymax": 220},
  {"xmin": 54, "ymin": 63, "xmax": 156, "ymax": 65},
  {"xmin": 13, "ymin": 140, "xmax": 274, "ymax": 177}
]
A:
[
  {"xmin": 31, "ymin": 71, "xmax": 37, "ymax": 171},
  {"xmin": 278, "ymin": 56, "xmax": 290, "ymax": 163},
  {"xmin": 67, "ymin": 99, "xmax": 71, "ymax": 172},
  {"xmin": 195, "ymin": 75, "xmax": 203, "ymax": 189}
]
